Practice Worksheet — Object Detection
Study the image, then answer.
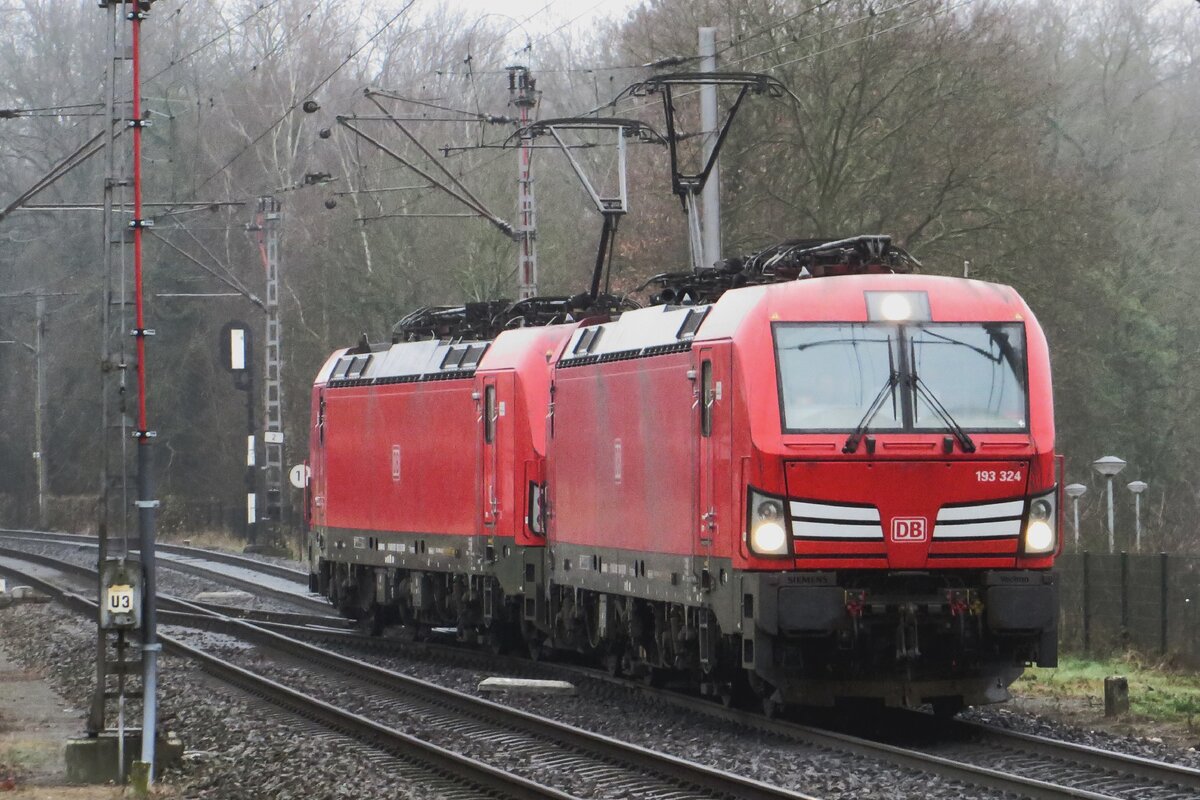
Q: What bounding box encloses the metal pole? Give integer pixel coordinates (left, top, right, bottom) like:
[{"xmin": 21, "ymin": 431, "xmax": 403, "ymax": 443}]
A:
[
  {"xmin": 699, "ymin": 27, "xmax": 721, "ymax": 270},
  {"xmin": 257, "ymin": 196, "xmax": 284, "ymax": 534},
  {"xmin": 246, "ymin": 364, "xmax": 257, "ymax": 543},
  {"xmin": 34, "ymin": 293, "xmax": 46, "ymax": 529},
  {"xmin": 1072, "ymin": 495, "xmax": 1080, "ymax": 550},
  {"xmin": 1160, "ymin": 552, "xmax": 1169, "ymax": 656},
  {"xmin": 509, "ymin": 67, "xmax": 538, "ymax": 300},
  {"xmin": 129, "ymin": 4, "xmax": 160, "ymax": 781},
  {"xmin": 1134, "ymin": 493, "xmax": 1142, "ymax": 552},
  {"xmin": 1106, "ymin": 475, "xmax": 1115, "ymax": 554},
  {"xmin": 1120, "ymin": 550, "xmax": 1129, "ymax": 645},
  {"xmin": 90, "ymin": 0, "xmax": 122, "ymax": 738},
  {"xmin": 1082, "ymin": 551, "xmax": 1091, "ymax": 652}
]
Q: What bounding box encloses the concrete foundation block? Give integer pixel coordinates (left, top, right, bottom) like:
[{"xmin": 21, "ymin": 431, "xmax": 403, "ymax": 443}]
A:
[
  {"xmin": 477, "ymin": 677, "xmax": 576, "ymax": 696},
  {"xmin": 1104, "ymin": 675, "xmax": 1130, "ymax": 717},
  {"xmin": 64, "ymin": 728, "xmax": 184, "ymax": 783}
]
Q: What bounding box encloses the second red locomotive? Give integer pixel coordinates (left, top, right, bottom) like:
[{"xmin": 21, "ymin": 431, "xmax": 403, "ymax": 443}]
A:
[{"xmin": 305, "ymin": 237, "xmax": 1059, "ymax": 715}]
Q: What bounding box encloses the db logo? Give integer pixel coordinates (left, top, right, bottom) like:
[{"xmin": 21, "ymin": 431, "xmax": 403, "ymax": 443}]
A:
[{"xmin": 891, "ymin": 517, "xmax": 928, "ymax": 542}]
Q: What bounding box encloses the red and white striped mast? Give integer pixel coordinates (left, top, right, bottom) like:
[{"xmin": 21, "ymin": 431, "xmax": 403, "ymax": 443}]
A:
[
  {"xmin": 127, "ymin": 3, "xmax": 163, "ymax": 783},
  {"xmin": 508, "ymin": 66, "xmax": 538, "ymax": 300},
  {"xmin": 95, "ymin": 0, "xmax": 161, "ymax": 784}
]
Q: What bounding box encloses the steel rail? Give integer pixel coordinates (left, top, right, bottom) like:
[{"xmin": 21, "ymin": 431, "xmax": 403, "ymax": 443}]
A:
[
  {"xmin": 194, "ymin": 618, "xmax": 1200, "ymax": 800},
  {"xmin": 540, "ymin": 659, "xmax": 1200, "ymax": 800},
  {"xmin": 0, "ymin": 560, "xmax": 578, "ymax": 800},
  {"xmin": 0, "ymin": 543, "xmax": 343, "ymax": 632},
  {"xmin": 9, "ymin": 539, "xmax": 1196, "ymax": 798},
  {"xmin": 0, "ymin": 532, "xmax": 326, "ymax": 614},
  {"xmin": 944, "ymin": 716, "xmax": 1200, "ymax": 798},
  {"xmin": 0, "ymin": 550, "xmax": 821, "ymax": 800},
  {"xmin": 0, "ymin": 529, "xmax": 307, "ymax": 582},
  {"xmin": 596, "ymin": 679, "xmax": 1121, "ymax": 800}
]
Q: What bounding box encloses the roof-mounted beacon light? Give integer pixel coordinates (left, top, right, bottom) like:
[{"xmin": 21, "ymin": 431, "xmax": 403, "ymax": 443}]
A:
[{"xmin": 865, "ymin": 291, "xmax": 930, "ymax": 322}]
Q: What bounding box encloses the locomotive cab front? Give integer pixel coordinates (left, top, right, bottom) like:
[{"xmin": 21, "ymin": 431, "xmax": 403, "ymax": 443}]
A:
[{"xmin": 719, "ymin": 275, "xmax": 1059, "ymax": 711}]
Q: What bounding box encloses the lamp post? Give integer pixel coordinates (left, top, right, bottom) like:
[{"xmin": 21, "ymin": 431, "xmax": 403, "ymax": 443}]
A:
[
  {"xmin": 1065, "ymin": 483, "xmax": 1087, "ymax": 549},
  {"xmin": 1127, "ymin": 480, "xmax": 1148, "ymax": 552},
  {"xmin": 1093, "ymin": 456, "xmax": 1127, "ymax": 553}
]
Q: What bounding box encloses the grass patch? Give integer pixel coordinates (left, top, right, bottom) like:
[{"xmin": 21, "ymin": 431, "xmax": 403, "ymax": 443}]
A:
[
  {"xmin": 157, "ymin": 528, "xmax": 248, "ymax": 554},
  {"xmin": 1016, "ymin": 653, "xmax": 1200, "ymax": 725},
  {"xmin": 157, "ymin": 528, "xmax": 302, "ymax": 560}
]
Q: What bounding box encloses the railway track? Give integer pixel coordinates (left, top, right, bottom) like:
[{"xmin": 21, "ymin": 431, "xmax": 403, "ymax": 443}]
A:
[
  {"xmin": 0, "ymin": 529, "xmax": 328, "ymax": 614},
  {"xmin": 0, "ymin": 548, "xmax": 819, "ymax": 800},
  {"xmin": 4, "ymin": 537, "xmax": 1199, "ymax": 799}
]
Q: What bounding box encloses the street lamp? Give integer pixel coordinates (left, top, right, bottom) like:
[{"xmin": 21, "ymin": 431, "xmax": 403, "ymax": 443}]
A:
[
  {"xmin": 1065, "ymin": 483, "xmax": 1087, "ymax": 549},
  {"xmin": 1093, "ymin": 456, "xmax": 1127, "ymax": 553},
  {"xmin": 1127, "ymin": 480, "xmax": 1148, "ymax": 552}
]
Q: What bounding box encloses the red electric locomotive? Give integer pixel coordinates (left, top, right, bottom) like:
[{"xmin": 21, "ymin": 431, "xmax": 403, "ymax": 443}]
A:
[{"xmin": 306, "ymin": 236, "xmax": 1059, "ymax": 715}]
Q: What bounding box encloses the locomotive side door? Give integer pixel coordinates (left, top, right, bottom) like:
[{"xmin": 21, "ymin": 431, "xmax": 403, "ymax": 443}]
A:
[
  {"xmin": 479, "ymin": 373, "xmax": 514, "ymax": 537},
  {"xmin": 696, "ymin": 346, "xmax": 732, "ymax": 551}
]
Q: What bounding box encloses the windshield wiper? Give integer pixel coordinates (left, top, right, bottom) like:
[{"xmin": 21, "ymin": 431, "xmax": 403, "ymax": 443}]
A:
[
  {"xmin": 843, "ymin": 370, "xmax": 899, "ymax": 454},
  {"xmin": 911, "ymin": 373, "xmax": 976, "ymax": 453}
]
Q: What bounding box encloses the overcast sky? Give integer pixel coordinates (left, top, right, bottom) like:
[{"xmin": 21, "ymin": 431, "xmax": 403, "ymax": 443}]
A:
[{"xmin": 440, "ymin": 0, "xmax": 641, "ymax": 38}]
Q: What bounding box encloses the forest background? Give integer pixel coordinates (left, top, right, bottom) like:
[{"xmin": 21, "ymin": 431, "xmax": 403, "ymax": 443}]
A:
[{"xmin": 0, "ymin": 0, "xmax": 1194, "ymax": 552}]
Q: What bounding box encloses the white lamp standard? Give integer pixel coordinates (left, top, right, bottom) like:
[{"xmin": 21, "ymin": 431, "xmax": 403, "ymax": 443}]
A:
[
  {"xmin": 1127, "ymin": 480, "xmax": 1148, "ymax": 552},
  {"xmin": 1065, "ymin": 483, "xmax": 1087, "ymax": 549},
  {"xmin": 1092, "ymin": 456, "xmax": 1127, "ymax": 553}
]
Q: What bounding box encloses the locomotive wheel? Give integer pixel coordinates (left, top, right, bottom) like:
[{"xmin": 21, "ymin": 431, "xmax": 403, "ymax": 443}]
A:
[
  {"xmin": 931, "ymin": 697, "xmax": 965, "ymax": 719},
  {"xmin": 486, "ymin": 624, "xmax": 513, "ymax": 656},
  {"xmin": 719, "ymin": 682, "xmax": 746, "ymax": 709},
  {"xmin": 357, "ymin": 605, "xmax": 386, "ymax": 637},
  {"xmin": 641, "ymin": 667, "xmax": 665, "ymax": 688},
  {"xmin": 762, "ymin": 696, "xmax": 782, "ymax": 719},
  {"xmin": 397, "ymin": 622, "xmax": 424, "ymax": 643},
  {"xmin": 604, "ymin": 653, "xmax": 622, "ymax": 677}
]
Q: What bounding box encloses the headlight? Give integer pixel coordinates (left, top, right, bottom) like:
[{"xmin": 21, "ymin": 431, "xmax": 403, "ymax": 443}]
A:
[
  {"xmin": 1022, "ymin": 491, "xmax": 1057, "ymax": 555},
  {"xmin": 879, "ymin": 293, "xmax": 912, "ymax": 321},
  {"xmin": 865, "ymin": 291, "xmax": 931, "ymax": 322},
  {"xmin": 748, "ymin": 490, "xmax": 790, "ymax": 556}
]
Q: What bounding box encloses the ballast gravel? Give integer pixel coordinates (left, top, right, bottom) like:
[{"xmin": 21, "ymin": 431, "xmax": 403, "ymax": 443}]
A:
[
  {"xmin": 964, "ymin": 704, "xmax": 1200, "ymax": 770},
  {"xmin": 4, "ymin": 539, "xmax": 1199, "ymax": 798},
  {"xmin": 0, "ymin": 603, "xmax": 445, "ymax": 799},
  {"xmin": 168, "ymin": 628, "xmax": 1005, "ymax": 800},
  {"xmin": 2, "ymin": 540, "xmax": 307, "ymax": 614}
]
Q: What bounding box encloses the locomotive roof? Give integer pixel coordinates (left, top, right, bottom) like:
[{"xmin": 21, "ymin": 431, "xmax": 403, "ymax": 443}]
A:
[
  {"xmin": 558, "ymin": 274, "xmax": 1029, "ymax": 363},
  {"xmin": 699, "ymin": 273, "xmax": 1028, "ymax": 339},
  {"xmin": 561, "ymin": 304, "xmax": 709, "ymax": 364},
  {"xmin": 318, "ymin": 274, "xmax": 1030, "ymax": 386},
  {"xmin": 318, "ymin": 337, "xmax": 491, "ymax": 385}
]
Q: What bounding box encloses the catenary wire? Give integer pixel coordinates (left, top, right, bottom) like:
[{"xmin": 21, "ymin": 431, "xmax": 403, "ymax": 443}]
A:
[{"xmin": 168, "ymin": 0, "xmax": 417, "ymax": 209}]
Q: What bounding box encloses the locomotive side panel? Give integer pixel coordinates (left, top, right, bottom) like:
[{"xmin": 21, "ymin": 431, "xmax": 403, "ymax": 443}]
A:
[
  {"xmin": 322, "ymin": 380, "xmax": 477, "ymax": 537},
  {"xmin": 550, "ymin": 353, "xmax": 694, "ymax": 556}
]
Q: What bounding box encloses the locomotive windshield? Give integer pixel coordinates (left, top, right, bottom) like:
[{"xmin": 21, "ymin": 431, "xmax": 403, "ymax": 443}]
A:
[{"xmin": 775, "ymin": 322, "xmax": 1027, "ymax": 433}]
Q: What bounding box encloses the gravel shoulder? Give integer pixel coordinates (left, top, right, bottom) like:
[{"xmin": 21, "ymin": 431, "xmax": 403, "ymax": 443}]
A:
[
  {"xmin": 0, "ymin": 602, "xmax": 428, "ymax": 799},
  {"xmin": 4, "ymin": 555, "xmax": 1199, "ymax": 800}
]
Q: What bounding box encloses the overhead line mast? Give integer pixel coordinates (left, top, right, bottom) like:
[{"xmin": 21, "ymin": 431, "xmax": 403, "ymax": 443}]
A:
[{"xmin": 508, "ymin": 66, "xmax": 539, "ymax": 300}]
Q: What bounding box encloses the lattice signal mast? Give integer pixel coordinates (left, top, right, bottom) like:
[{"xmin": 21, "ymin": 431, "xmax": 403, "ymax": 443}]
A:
[
  {"xmin": 508, "ymin": 66, "xmax": 538, "ymax": 300},
  {"xmin": 254, "ymin": 196, "xmax": 284, "ymax": 531}
]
